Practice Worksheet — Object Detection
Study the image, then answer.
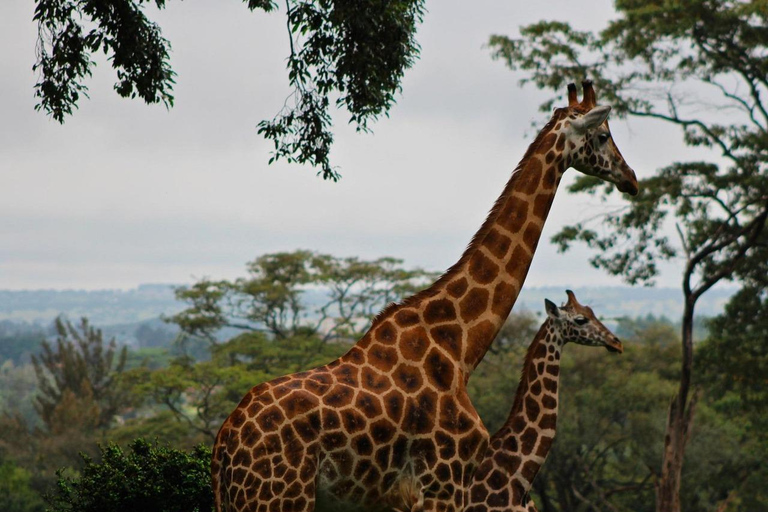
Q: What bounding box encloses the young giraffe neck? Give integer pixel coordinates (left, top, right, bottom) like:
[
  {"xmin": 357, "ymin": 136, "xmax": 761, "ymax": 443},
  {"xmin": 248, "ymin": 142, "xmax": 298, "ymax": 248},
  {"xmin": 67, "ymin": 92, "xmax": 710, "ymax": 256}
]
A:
[
  {"xmin": 471, "ymin": 320, "xmax": 563, "ymax": 508},
  {"xmin": 429, "ymin": 113, "xmax": 570, "ymax": 374}
]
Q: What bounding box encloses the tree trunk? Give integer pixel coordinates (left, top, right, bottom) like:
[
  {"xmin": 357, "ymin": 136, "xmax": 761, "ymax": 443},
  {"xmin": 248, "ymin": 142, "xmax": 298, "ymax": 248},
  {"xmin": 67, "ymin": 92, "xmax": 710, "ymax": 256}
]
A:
[{"xmin": 655, "ymin": 299, "xmax": 697, "ymax": 512}]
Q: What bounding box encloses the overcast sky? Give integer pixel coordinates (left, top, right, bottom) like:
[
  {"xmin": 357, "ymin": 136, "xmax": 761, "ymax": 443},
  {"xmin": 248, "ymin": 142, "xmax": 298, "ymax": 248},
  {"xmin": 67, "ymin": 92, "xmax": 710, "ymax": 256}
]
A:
[{"xmin": 1, "ymin": 0, "xmax": 707, "ymax": 291}]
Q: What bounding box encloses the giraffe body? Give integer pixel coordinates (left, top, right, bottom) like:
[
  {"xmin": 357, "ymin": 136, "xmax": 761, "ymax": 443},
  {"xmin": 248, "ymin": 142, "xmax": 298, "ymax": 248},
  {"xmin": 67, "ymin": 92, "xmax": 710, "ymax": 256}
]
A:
[
  {"xmin": 212, "ymin": 82, "xmax": 638, "ymax": 512},
  {"xmin": 465, "ymin": 291, "xmax": 622, "ymax": 512}
]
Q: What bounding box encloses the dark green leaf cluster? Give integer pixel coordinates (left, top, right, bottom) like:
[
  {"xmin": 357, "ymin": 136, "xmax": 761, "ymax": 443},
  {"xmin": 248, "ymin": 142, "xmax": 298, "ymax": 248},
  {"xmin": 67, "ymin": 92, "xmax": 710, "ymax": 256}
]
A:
[
  {"xmin": 258, "ymin": 0, "xmax": 425, "ymax": 180},
  {"xmin": 45, "ymin": 439, "xmax": 213, "ymax": 512},
  {"xmin": 32, "ymin": 0, "xmax": 424, "ymax": 179},
  {"xmin": 699, "ymin": 287, "xmax": 768, "ymax": 428},
  {"xmin": 33, "ymin": 0, "xmax": 176, "ymax": 122}
]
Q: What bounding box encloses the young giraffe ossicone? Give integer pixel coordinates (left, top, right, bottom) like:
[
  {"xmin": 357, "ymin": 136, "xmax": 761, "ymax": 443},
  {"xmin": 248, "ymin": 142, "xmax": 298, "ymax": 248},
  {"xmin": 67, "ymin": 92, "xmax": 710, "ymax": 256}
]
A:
[
  {"xmin": 212, "ymin": 81, "xmax": 638, "ymax": 512},
  {"xmin": 465, "ymin": 290, "xmax": 623, "ymax": 512}
]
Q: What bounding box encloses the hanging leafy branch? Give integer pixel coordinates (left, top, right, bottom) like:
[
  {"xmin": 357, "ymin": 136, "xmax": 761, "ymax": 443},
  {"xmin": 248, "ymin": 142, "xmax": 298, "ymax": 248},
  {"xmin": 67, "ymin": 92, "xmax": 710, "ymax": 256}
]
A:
[{"xmin": 32, "ymin": 0, "xmax": 424, "ymax": 180}]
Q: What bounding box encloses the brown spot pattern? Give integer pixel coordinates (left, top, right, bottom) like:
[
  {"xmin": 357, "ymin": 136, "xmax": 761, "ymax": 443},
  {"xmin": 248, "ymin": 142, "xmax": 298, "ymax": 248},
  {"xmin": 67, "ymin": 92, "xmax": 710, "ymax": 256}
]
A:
[
  {"xmin": 468, "ymin": 252, "xmax": 500, "ymax": 285},
  {"xmin": 424, "ymin": 298, "xmax": 457, "ymax": 324},
  {"xmin": 459, "ymin": 287, "xmax": 489, "ymax": 322},
  {"xmin": 446, "ymin": 277, "xmax": 468, "ymax": 298}
]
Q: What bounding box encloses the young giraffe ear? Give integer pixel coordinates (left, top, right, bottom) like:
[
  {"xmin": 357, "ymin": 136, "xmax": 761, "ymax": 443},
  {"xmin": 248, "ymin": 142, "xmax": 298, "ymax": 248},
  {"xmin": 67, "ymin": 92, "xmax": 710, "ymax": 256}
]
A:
[
  {"xmin": 571, "ymin": 105, "xmax": 611, "ymax": 133},
  {"xmin": 544, "ymin": 299, "xmax": 560, "ymax": 319}
]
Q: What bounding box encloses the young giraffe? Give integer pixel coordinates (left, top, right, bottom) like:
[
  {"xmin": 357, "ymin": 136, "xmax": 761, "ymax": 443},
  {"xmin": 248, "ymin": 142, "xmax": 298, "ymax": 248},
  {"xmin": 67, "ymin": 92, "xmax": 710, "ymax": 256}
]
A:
[
  {"xmin": 212, "ymin": 81, "xmax": 638, "ymax": 512},
  {"xmin": 465, "ymin": 290, "xmax": 622, "ymax": 512}
]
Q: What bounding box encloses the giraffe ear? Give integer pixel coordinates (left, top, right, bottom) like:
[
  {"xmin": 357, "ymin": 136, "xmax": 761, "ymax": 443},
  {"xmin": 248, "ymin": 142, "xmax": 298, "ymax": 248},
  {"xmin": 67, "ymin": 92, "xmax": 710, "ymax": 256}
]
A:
[
  {"xmin": 571, "ymin": 105, "xmax": 611, "ymax": 132},
  {"xmin": 544, "ymin": 299, "xmax": 560, "ymax": 319}
]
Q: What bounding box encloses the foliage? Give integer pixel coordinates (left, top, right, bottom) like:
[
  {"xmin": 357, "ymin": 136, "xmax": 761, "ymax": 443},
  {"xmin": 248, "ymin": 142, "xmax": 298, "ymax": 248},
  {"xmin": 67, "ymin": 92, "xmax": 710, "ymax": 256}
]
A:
[
  {"xmin": 0, "ymin": 321, "xmax": 45, "ymax": 364},
  {"xmin": 121, "ymin": 332, "xmax": 350, "ymax": 442},
  {"xmin": 33, "ymin": 0, "xmax": 176, "ymax": 121},
  {"xmin": 0, "ymin": 361, "xmax": 41, "ymax": 428},
  {"xmin": 699, "ymin": 286, "xmax": 768, "ymax": 424},
  {"xmin": 134, "ymin": 322, "xmax": 177, "ymax": 349},
  {"xmin": 0, "ymin": 458, "xmax": 45, "ymax": 512},
  {"xmin": 0, "ymin": 411, "xmax": 102, "ymax": 499},
  {"xmin": 168, "ymin": 250, "xmax": 436, "ymax": 344},
  {"xmin": 489, "ymin": 1, "xmax": 768, "ymax": 290},
  {"xmin": 1, "ymin": 308, "xmax": 765, "ymax": 510},
  {"xmin": 469, "ymin": 316, "xmax": 766, "ymax": 511},
  {"xmin": 488, "ymin": 3, "xmax": 768, "ymax": 509},
  {"xmin": 697, "ymin": 287, "xmax": 768, "ymax": 510},
  {"xmin": 106, "ymin": 411, "xmax": 208, "ymax": 450},
  {"xmin": 32, "ymin": 317, "xmax": 128, "ymax": 431},
  {"xmin": 32, "ymin": 0, "xmax": 424, "ymax": 180},
  {"xmin": 45, "ymin": 439, "xmax": 213, "ymax": 512},
  {"xmin": 124, "ymin": 347, "xmax": 175, "ymax": 371}
]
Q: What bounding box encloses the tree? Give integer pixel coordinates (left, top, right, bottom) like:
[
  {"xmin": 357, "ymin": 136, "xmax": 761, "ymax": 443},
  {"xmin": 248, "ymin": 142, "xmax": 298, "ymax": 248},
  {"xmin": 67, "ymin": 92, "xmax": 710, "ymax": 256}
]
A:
[
  {"xmin": 699, "ymin": 287, "xmax": 768, "ymax": 427},
  {"xmin": 487, "ymin": 2, "xmax": 768, "ymax": 510},
  {"xmin": 0, "ymin": 458, "xmax": 45, "ymax": 512},
  {"xmin": 697, "ymin": 287, "xmax": 768, "ymax": 510},
  {"xmin": 168, "ymin": 250, "xmax": 436, "ymax": 344},
  {"xmin": 0, "ymin": 321, "xmax": 44, "ymax": 364},
  {"xmin": 45, "ymin": 439, "xmax": 212, "ymax": 512},
  {"xmin": 32, "ymin": 317, "xmax": 128, "ymax": 431},
  {"xmin": 121, "ymin": 251, "xmax": 433, "ymax": 442},
  {"xmin": 32, "ymin": 0, "xmax": 425, "ymax": 180}
]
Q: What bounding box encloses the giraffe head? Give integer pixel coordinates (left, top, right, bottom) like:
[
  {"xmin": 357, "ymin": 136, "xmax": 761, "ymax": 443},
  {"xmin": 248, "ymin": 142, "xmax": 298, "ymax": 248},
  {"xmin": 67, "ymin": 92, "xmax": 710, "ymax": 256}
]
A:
[
  {"xmin": 544, "ymin": 289, "xmax": 623, "ymax": 353},
  {"xmin": 560, "ymin": 80, "xmax": 638, "ymax": 196}
]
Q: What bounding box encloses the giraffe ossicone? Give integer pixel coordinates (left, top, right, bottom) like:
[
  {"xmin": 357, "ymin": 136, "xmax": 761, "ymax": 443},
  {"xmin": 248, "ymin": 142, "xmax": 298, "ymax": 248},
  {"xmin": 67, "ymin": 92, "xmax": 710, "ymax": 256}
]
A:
[
  {"xmin": 465, "ymin": 290, "xmax": 623, "ymax": 512},
  {"xmin": 212, "ymin": 81, "xmax": 637, "ymax": 512}
]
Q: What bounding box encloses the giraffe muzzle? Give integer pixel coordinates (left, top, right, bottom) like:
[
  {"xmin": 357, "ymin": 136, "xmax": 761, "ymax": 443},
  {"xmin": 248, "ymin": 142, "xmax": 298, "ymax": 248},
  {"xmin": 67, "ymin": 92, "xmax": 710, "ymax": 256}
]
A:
[
  {"xmin": 605, "ymin": 337, "xmax": 623, "ymax": 353},
  {"xmin": 617, "ymin": 178, "xmax": 638, "ymax": 196}
]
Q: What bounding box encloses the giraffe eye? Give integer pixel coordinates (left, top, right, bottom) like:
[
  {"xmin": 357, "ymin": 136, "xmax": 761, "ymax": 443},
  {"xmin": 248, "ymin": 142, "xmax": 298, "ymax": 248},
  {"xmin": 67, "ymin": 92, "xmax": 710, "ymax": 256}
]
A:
[
  {"xmin": 597, "ymin": 133, "xmax": 610, "ymax": 145},
  {"xmin": 574, "ymin": 316, "xmax": 589, "ymax": 325}
]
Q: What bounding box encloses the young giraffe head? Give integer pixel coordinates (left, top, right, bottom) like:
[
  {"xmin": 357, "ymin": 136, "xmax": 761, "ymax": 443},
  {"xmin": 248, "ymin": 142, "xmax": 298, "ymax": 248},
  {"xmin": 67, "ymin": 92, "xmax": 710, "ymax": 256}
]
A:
[
  {"xmin": 544, "ymin": 289, "xmax": 623, "ymax": 353},
  {"xmin": 558, "ymin": 80, "xmax": 638, "ymax": 196}
]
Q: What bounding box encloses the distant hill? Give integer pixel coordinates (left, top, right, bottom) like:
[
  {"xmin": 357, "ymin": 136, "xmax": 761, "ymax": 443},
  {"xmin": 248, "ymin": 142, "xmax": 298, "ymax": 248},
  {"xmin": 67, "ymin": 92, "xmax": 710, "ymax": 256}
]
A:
[
  {"xmin": 0, "ymin": 284, "xmax": 182, "ymax": 325},
  {"xmin": 512, "ymin": 285, "xmax": 735, "ymax": 320},
  {"xmin": 0, "ymin": 283, "xmax": 736, "ymax": 330}
]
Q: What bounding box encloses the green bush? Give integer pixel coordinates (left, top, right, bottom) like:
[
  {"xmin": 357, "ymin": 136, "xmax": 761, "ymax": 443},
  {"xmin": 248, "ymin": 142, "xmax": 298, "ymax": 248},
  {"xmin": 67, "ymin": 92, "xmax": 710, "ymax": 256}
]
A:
[
  {"xmin": 0, "ymin": 459, "xmax": 45, "ymax": 512},
  {"xmin": 46, "ymin": 439, "xmax": 213, "ymax": 512}
]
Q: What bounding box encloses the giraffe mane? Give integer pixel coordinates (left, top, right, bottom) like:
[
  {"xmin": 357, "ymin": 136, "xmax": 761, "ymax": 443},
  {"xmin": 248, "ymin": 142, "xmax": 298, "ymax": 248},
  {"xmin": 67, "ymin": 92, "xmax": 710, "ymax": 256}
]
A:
[{"xmin": 370, "ymin": 109, "xmax": 570, "ymax": 329}]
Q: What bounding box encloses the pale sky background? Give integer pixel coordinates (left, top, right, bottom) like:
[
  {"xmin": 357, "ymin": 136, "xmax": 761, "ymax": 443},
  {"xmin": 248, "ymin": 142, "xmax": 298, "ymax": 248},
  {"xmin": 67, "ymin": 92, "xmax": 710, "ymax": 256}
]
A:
[{"xmin": 1, "ymin": 0, "xmax": 711, "ymax": 291}]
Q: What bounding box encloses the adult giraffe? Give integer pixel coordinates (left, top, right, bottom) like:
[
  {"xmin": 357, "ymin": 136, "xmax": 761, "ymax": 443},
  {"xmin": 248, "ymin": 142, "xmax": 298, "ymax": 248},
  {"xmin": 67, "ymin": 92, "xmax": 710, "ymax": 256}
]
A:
[
  {"xmin": 465, "ymin": 290, "xmax": 623, "ymax": 512},
  {"xmin": 212, "ymin": 81, "xmax": 638, "ymax": 512}
]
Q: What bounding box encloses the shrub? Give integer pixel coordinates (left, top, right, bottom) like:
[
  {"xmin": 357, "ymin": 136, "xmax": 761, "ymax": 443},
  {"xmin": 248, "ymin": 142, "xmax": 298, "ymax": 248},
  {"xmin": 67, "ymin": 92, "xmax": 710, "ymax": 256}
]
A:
[{"xmin": 46, "ymin": 439, "xmax": 213, "ymax": 512}]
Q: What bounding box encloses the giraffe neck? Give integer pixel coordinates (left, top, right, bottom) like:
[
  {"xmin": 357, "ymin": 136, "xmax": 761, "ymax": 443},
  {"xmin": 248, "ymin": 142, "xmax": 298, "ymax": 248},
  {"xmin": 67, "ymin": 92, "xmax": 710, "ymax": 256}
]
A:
[
  {"xmin": 483, "ymin": 321, "xmax": 563, "ymax": 500},
  {"xmin": 438, "ymin": 116, "xmax": 569, "ymax": 374},
  {"xmin": 359, "ymin": 114, "xmax": 570, "ymax": 382}
]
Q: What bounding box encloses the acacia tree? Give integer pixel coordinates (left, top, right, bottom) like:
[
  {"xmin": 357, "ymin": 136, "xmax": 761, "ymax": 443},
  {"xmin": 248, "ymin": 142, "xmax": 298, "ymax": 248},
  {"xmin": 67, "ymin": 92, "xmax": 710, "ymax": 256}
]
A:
[
  {"xmin": 487, "ymin": 1, "xmax": 768, "ymax": 510},
  {"xmin": 168, "ymin": 250, "xmax": 436, "ymax": 344},
  {"xmin": 122, "ymin": 251, "xmax": 434, "ymax": 441},
  {"xmin": 32, "ymin": 0, "xmax": 424, "ymax": 180}
]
